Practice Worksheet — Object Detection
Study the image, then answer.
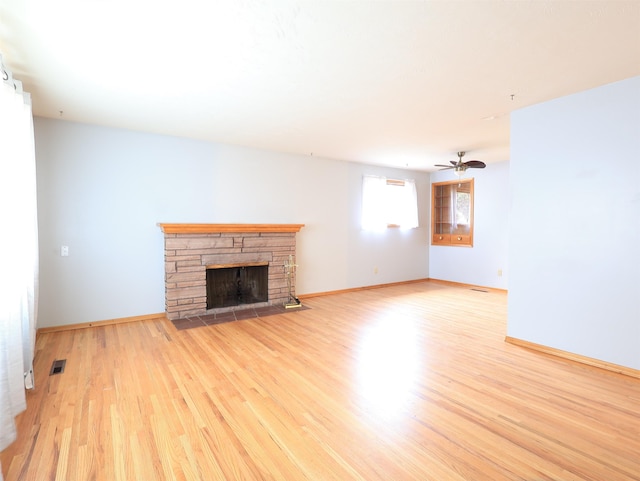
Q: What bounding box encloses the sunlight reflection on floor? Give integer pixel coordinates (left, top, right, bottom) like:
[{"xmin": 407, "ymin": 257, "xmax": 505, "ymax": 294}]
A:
[{"xmin": 356, "ymin": 318, "xmax": 421, "ymax": 419}]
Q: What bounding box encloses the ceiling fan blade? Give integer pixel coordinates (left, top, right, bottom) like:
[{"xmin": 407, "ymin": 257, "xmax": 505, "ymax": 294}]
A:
[
  {"xmin": 434, "ymin": 164, "xmax": 453, "ymax": 168},
  {"xmin": 464, "ymin": 160, "xmax": 486, "ymax": 168},
  {"xmin": 450, "ymin": 160, "xmax": 458, "ymax": 166}
]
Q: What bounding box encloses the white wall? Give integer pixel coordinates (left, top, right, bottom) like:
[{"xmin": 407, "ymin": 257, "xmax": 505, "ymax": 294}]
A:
[
  {"xmin": 34, "ymin": 118, "xmax": 430, "ymax": 327},
  {"xmin": 508, "ymin": 76, "xmax": 640, "ymax": 370},
  {"xmin": 428, "ymin": 160, "xmax": 510, "ymax": 289},
  {"xmin": 346, "ymin": 163, "xmax": 431, "ymax": 288}
]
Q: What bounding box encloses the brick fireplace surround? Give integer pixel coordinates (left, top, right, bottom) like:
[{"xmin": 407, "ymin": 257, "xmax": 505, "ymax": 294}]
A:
[{"xmin": 159, "ymin": 224, "xmax": 304, "ymax": 321}]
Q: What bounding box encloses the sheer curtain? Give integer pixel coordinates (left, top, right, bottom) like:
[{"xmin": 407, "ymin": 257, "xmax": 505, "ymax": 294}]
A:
[
  {"xmin": 0, "ymin": 54, "xmax": 38, "ymax": 470},
  {"xmin": 362, "ymin": 175, "xmax": 419, "ymax": 230},
  {"xmin": 362, "ymin": 175, "xmax": 388, "ymax": 230},
  {"xmin": 397, "ymin": 179, "xmax": 419, "ymax": 229}
]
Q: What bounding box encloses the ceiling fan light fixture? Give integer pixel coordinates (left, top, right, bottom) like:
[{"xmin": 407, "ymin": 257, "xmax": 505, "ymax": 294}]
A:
[{"xmin": 433, "ymin": 151, "xmax": 485, "ymax": 175}]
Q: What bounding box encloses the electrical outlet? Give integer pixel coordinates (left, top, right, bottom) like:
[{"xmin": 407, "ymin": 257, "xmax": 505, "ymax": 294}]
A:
[
  {"xmin": 61, "ymin": 245, "xmax": 69, "ymax": 257},
  {"xmin": 374, "ymin": 266, "xmax": 378, "ymax": 274},
  {"xmin": 497, "ymin": 268, "xmax": 502, "ymax": 277}
]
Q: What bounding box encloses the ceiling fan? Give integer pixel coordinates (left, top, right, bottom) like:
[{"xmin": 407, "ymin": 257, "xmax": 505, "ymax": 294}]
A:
[{"xmin": 435, "ymin": 151, "xmax": 486, "ymax": 176}]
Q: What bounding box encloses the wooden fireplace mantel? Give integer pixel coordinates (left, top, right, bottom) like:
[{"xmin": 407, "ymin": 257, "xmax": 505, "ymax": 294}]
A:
[{"xmin": 158, "ymin": 223, "xmax": 305, "ymax": 234}]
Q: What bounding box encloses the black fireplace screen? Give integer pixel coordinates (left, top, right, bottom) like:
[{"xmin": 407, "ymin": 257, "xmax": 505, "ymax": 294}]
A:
[{"xmin": 206, "ymin": 264, "xmax": 268, "ymax": 309}]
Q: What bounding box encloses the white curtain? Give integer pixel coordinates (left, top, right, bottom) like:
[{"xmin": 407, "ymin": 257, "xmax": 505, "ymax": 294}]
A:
[
  {"xmin": 397, "ymin": 179, "xmax": 419, "ymax": 229},
  {"xmin": 0, "ymin": 54, "xmax": 38, "ymax": 466},
  {"xmin": 362, "ymin": 175, "xmax": 388, "ymax": 230},
  {"xmin": 362, "ymin": 175, "xmax": 419, "ymax": 230}
]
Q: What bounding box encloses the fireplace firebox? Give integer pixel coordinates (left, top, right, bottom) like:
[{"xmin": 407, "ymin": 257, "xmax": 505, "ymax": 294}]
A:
[{"xmin": 206, "ymin": 264, "xmax": 268, "ymax": 309}]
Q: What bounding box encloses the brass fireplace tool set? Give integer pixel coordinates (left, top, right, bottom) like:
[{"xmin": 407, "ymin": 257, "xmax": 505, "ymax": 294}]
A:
[{"xmin": 284, "ymin": 254, "xmax": 302, "ymax": 309}]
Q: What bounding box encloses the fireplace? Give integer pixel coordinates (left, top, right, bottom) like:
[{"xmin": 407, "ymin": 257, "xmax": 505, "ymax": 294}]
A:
[
  {"xmin": 158, "ymin": 223, "xmax": 304, "ymax": 320},
  {"xmin": 206, "ymin": 263, "xmax": 268, "ymax": 309}
]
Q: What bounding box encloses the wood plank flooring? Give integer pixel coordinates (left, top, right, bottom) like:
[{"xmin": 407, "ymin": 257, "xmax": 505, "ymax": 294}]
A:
[{"xmin": 2, "ymin": 281, "xmax": 639, "ymax": 480}]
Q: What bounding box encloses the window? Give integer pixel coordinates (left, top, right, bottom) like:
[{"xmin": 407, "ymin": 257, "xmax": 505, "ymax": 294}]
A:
[
  {"xmin": 431, "ymin": 178, "xmax": 474, "ymax": 246},
  {"xmin": 362, "ymin": 175, "xmax": 419, "ymax": 230}
]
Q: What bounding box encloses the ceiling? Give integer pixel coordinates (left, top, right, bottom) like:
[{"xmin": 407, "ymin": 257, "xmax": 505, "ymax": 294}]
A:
[{"xmin": 1, "ymin": 1, "xmax": 639, "ymax": 171}]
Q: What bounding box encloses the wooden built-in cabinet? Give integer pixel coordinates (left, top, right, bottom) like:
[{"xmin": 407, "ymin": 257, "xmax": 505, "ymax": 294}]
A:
[{"xmin": 431, "ymin": 178, "xmax": 474, "ymax": 247}]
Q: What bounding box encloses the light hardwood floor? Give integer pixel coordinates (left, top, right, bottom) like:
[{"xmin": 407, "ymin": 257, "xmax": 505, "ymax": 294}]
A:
[{"xmin": 2, "ymin": 281, "xmax": 639, "ymax": 480}]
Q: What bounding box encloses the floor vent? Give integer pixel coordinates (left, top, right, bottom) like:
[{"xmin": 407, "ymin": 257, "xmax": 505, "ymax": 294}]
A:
[
  {"xmin": 470, "ymin": 288, "xmax": 488, "ymax": 293},
  {"xmin": 49, "ymin": 359, "xmax": 66, "ymax": 376}
]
